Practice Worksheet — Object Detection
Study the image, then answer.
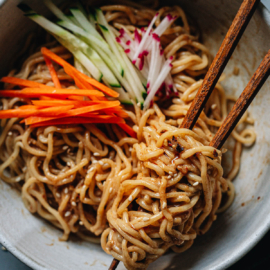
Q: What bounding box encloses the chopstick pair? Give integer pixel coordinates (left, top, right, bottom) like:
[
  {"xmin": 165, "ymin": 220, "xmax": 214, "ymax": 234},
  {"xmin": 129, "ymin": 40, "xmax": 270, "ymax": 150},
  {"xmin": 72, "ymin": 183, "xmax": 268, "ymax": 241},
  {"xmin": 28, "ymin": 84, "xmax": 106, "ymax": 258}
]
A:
[
  {"xmin": 181, "ymin": 0, "xmax": 269, "ymax": 149},
  {"xmin": 109, "ymin": 0, "xmax": 268, "ymax": 269}
]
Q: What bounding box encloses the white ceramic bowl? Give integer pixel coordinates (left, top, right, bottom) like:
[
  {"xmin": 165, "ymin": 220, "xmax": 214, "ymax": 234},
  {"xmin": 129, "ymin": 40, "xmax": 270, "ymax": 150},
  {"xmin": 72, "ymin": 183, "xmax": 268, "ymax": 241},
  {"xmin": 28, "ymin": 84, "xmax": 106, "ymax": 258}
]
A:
[{"xmin": 1, "ymin": 0, "xmax": 270, "ymax": 269}]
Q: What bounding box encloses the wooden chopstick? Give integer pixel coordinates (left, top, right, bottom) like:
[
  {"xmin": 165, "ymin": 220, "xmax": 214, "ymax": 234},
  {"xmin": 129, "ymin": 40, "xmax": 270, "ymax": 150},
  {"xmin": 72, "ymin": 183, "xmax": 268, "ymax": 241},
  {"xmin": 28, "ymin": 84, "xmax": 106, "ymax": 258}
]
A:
[
  {"xmin": 181, "ymin": 0, "xmax": 260, "ymax": 130},
  {"xmin": 210, "ymin": 49, "xmax": 270, "ymax": 149},
  {"xmin": 109, "ymin": 259, "xmax": 120, "ymax": 270},
  {"xmin": 109, "ymin": 1, "xmax": 261, "ymax": 269}
]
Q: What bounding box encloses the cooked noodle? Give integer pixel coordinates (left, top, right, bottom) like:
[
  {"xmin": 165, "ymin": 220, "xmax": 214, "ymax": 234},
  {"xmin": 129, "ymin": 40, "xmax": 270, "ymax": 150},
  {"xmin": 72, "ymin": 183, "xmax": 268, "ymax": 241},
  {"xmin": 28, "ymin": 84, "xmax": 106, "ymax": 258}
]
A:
[{"xmin": 0, "ymin": 2, "xmax": 256, "ymax": 269}]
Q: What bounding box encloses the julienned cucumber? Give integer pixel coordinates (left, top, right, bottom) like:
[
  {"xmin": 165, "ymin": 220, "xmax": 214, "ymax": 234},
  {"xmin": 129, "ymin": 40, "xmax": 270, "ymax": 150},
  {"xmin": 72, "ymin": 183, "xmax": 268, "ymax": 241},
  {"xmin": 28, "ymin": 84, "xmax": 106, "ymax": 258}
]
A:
[
  {"xmin": 54, "ymin": 36, "xmax": 103, "ymax": 82},
  {"xmin": 22, "ymin": 10, "xmax": 121, "ymax": 89},
  {"xmin": 69, "ymin": 8, "xmax": 124, "ymax": 77},
  {"xmin": 57, "ymin": 20, "xmax": 124, "ymax": 80},
  {"xmin": 45, "ymin": 2, "xmax": 124, "ymax": 80},
  {"xmin": 19, "ymin": 2, "xmax": 139, "ymax": 105}
]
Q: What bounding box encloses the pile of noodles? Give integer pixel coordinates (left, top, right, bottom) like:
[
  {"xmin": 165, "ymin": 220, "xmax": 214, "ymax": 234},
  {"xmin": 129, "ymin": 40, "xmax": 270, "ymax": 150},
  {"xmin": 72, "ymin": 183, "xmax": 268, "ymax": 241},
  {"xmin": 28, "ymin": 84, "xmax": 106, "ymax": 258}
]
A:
[{"xmin": 0, "ymin": 2, "xmax": 256, "ymax": 270}]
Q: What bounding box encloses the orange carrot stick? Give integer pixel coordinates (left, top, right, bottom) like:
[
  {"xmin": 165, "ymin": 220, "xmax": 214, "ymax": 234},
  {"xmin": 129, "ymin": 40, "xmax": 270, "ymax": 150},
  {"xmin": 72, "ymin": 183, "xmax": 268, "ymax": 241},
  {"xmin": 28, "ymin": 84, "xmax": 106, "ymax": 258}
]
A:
[
  {"xmin": 41, "ymin": 48, "xmax": 119, "ymax": 98},
  {"xmin": 39, "ymin": 96, "xmax": 61, "ymax": 100},
  {"xmin": 43, "ymin": 56, "xmax": 62, "ymax": 89},
  {"xmin": 1, "ymin": 77, "xmax": 54, "ymax": 89},
  {"xmin": 20, "ymin": 88, "xmax": 104, "ymax": 96},
  {"xmin": 0, "ymin": 88, "xmax": 104, "ymax": 98},
  {"xmin": 0, "ymin": 105, "xmax": 74, "ymax": 119},
  {"xmin": 118, "ymin": 123, "xmax": 137, "ymax": 138},
  {"xmin": 103, "ymin": 107, "xmax": 129, "ymax": 118},
  {"xmin": 30, "ymin": 117, "xmax": 124, "ymax": 128},
  {"xmin": 68, "ymin": 95, "xmax": 86, "ymax": 101},
  {"xmin": 32, "ymin": 99, "xmax": 119, "ymax": 107},
  {"xmin": 26, "ymin": 115, "xmax": 124, "ymax": 126},
  {"xmin": 27, "ymin": 102, "xmax": 120, "ymax": 121}
]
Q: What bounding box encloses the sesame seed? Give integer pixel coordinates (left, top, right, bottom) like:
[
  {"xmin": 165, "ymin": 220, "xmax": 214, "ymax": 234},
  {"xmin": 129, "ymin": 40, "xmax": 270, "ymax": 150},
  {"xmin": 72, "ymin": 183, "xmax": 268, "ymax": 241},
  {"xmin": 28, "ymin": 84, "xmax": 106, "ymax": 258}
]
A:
[
  {"xmin": 62, "ymin": 178, "xmax": 68, "ymax": 183},
  {"xmin": 104, "ymin": 163, "xmax": 109, "ymax": 166},
  {"xmin": 15, "ymin": 176, "xmax": 21, "ymax": 182},
  {"xmin": 211, "ymin": 104, "xmax": 217, "ymax": 110},
  {"xmin": 93, "ymin": 152, "xmax": 100, "ymax": 156},
  {"xmin": 128, "ymin": 195, "xmax": 133, "ymax": 201},
  {"xmin": 167, "ymin": 175, "xmax": 171, "ymax": 179},
  {"xmin": 64, "ymin": 188, "xmax": 68, "ymax": 194},
  {"xmin": 22, "ymin": 166, "xmax": 27, "ymax": 172},
  {"xmin": 129, "ymin": 147, "xmax": 133, "ymax": 152},
  {"xmin": 193, "ymin": 182, "xmax": 199, "ymax": 186},
  {"xmin": 7, "ymin": 131, "xmax": 12, "ymax": 136},
  {"xmin": 109, "ymin": 187, "xmax": 112, "ymax": 193},
  {"xmin": 62, "ymin": 146, "xmax": 69, "ymax": 150},
  {"xmin": 87, "ymin": 167, "xmax": 94, "ymax": 173},
  {"xmin": 56, "ymin": 193, "xmax": 60, "ymax": 198},
  {"xmin": 174, "ymin": 173, "xmax": 177, "ymax": 177},
  {"xmin": 162, "ymin": 202, "xmax": 167, "ymax": 208},
  {"xmin": 169, "ymin": 171, "xmax": 173, "ymax": 175},
  {"xmin": 143, "ymin": 217, "xmax": 150, "ymax": 221},
  {"xmin": 67, "ymin": 162, "xmax": 71, "ymax": 167},
  {"xmin": 1, "ymin": 246, "xmax": 6, "ymax": 251},
  {"xmin": 71, "ymin": 201, "xmax": 76, "ymax": 207},
  {"xmin": 64, "ymin": 211, "xmax": 71, "ymax": 217},
  {"xmin": 92, "ymin": 160, "xmax": 98, "ymax": 164},
  {"xmin": 79, "ymin": 221, "xmax": 83, "ymax": 226},
  {"xmin": 99, "ymin": 161, "xmax": 104, "ymax": 165}
]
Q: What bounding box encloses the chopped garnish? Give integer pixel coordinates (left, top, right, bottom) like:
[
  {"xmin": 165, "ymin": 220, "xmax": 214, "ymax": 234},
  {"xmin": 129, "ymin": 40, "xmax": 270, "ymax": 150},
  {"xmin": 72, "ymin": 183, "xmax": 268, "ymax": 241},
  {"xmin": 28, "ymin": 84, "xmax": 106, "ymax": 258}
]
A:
[{"xmin": 0, "ymin": 48, "xmax": 136, "ymax": 138}]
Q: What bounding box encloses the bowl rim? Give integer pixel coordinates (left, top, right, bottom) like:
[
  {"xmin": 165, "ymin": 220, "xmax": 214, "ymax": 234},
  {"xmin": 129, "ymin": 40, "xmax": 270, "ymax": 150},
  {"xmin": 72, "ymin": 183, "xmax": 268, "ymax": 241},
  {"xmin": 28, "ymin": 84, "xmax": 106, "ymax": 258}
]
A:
[{"xmin": 0, "ymin": 1, "xmax": 270, "ymax": 270}]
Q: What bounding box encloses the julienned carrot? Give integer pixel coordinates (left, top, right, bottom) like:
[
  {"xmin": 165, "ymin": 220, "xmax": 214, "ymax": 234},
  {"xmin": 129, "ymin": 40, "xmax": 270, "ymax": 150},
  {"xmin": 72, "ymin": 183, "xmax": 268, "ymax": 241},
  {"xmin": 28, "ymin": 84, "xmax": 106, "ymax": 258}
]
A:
[
  {"xmin": 118, "ymin": 123, "xmax": 137, "ymax": 138},
  {"xmin": 1, "ymin": 77, "xmax": 54, "ymax": 89},
  {"xmin": 0, "ymin": 105, "xmax": 74, "ymax": 119},
  {"xmin": 103, "ymin": 107, "xmax": 129, "ymax": 118},
  {"xmin": 54, "ymin": 102, "xmax": 120, "ymax": 117},
  {"xmin": 72, "ymin": 72, "xmax": 93, "ymax": 90},
  {"xmin": 68, "ymin": 95, "xmax": 85, "ymax": 101},
  {"xmin": 0, "ymin": 108, "xmax": 37, "ymax": 119},
  {"xmin": 40, "ymin": 96, "xmax": 61, "ymax": 100},
  {"xmin": 24, "ymin": 102, "xmax": 119, "ymax": 124},
  {"xmin": 32, "ymin": 99, "xmax": 120, "ymax": 108},
  {"xmin": 32, "ymin": 100, "xmax": 97, "ymax": 106},
  {"xmin": 41, "ymin": 48, "xmax": 119, "ymax": 98},
  {"xmin": 21, "ymin": 88, "xmax": 104, "ymax": 96},
  {"xmin": 43, "ymin": 56, "xmax": 62, "ymax": 89},
  {"xmin": 41, "ymin": 48, "xmax": 98, "ymax": 90},
  {"xmin": 0, "ymin": 49, "xmax": 134, "ymax": 137},
  {"xmin": 26, "ymin": 115, "xmax": 124, "ymax": 127},
  {"xmin": 0, "ymin": 88, "xmax": 104, "ymax": 98}
]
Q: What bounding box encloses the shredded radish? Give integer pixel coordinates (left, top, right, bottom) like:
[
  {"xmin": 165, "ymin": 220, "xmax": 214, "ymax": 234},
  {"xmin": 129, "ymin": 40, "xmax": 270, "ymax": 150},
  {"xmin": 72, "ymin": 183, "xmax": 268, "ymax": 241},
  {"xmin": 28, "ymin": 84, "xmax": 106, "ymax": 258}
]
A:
[
  {"xmin": 116, "ymin": 12, "xmax": 177, "ymax": 108},
  {"xmin": 132, "ymin": 13, "xmax": 159, "ymax": 63},
  {"xmin": 154, "ymin": 14, "xmax": 177, "ymax": 36},
  {"xmin": 144, "ymin": 57, "xmax": 173, "ymax": 108}
]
